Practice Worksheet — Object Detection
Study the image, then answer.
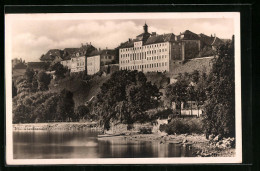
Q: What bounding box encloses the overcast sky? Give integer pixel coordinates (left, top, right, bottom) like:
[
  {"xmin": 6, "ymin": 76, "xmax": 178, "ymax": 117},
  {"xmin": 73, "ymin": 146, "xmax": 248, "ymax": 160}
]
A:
[{"xmin": 6, "ymin": 14, "xmax": 234, "ymax": 62}]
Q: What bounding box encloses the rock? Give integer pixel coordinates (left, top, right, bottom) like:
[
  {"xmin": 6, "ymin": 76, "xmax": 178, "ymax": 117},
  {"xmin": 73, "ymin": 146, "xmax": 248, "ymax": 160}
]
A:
[
  {"xmin": 213, "ymin": 134, "xmax": 222, "ymax": 142},
  {"xmin": 209, "ymin": 134, "xmax": 215, "ymax": 141},
  {"xmin": 182, "ymin": 138, "xmax": 188, "ymax": 143}
]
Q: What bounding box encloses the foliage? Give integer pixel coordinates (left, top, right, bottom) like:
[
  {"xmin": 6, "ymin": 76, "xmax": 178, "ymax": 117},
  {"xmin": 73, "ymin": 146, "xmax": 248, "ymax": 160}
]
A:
[
  {"xmin": 96, "ymin": 70, "xmax": 160, "ymax": 129},
  {"xmin": 24, "ymin": 68, "xmax": 35, "ymax": 83},
  {"xmin": 77, "ymin": 105, "xmax": 90, "ymax": 120},
  {"xmin": 203, "ymin": 40, "xmax": 235, "ymax": 137},
  {"xmin": 50, "ymin": 62, "xmax": 68, "ymax": 80},
  {"xmin": 139, "ymin": 127, "xmax": 152, "ymax": 134},
  {"xmin": 166, "ymin": 79, "xmax": 189, "ymax": 115},
  {"xmin": 12, "ymin": 81, "xmax": 17, "ymax": 97},
  {"xmin": 37, "ymin": 71, "xmax": 51, "ymax": 91},
  {"xmin": 159, "ymin": 118, "xmax": 203, "ymax": 134},
  {"xmin": 12, "ymin": 90, "xmax": 75, "ymax": 123},
  {"xmin": 13, "ymin": 104, "xmax": 32, "ymax": 123},
  {"xmin": 184, "ymin": 41, "xmax": 200, "ymax": 59},
  {"xmin": 57, "ymin": 89, "xmax": 75, "ymax": 121}
]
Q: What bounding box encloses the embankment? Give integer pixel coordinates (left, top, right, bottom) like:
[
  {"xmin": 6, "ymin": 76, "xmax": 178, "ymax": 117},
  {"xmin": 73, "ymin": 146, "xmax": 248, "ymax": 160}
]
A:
[{"xmin": 13, "ymin": 122, "xmax": 100, "ymax": 131}]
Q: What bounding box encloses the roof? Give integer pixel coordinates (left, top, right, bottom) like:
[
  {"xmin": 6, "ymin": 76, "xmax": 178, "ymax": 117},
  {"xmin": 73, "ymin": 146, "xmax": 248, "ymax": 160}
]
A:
[
  {"xmin": 144, "ymin": 33, "xmax": 176, "ymax": 45},
  {"xmin": 199, "ymin": 33, "xmax": 224, "ymax": 46},
  {"xmin": 180, "ymin": 30, "xmax": 200, "ymax": 40},
  {"xmin": 40, "ymin": 49, "xmax": 62, "ymax": 61},
  {"xmin": 63, "ymin": 48, "xmax": 81, "ymax": 60},
  {"xmin": 119, "ymin": 39, "xmax": 135, "ymax": 48},
  {"xmin": 87, "ymin": 50, "xmax": 101, "ymax": 57},
  {"xmin": 63, "ymin": 45, "xmax": 96, "ymax": 59},
  {"xmin": 211, "ymin": 37, "xmax": 224, "ymax": 46},
  {"xmin": 100, "ymin": 49, "xmax": 116, "ymax": 56}
]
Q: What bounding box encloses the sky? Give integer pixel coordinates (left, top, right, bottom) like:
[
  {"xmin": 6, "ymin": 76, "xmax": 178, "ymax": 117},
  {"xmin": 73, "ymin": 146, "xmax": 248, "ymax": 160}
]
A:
[{"xmin": 6, "ymin": 13, "xmax": 235, "ymax": 62}]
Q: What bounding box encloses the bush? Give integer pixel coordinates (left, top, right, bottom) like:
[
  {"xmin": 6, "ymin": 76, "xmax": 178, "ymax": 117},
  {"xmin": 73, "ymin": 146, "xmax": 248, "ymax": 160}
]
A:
[
  {"xmin": 160, "ymin": 118, "xmax": 203, "ymax": 135},
  {"xmin": 159, "ymin": 123, "xmax": 168, "ymax": 132},
  {"xmin": 139, "ymin": 127, "xmax": 152, "ymax": 134}
]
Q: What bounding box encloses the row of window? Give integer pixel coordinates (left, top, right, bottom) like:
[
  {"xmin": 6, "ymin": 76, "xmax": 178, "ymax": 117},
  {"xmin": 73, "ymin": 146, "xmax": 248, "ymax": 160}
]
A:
[
  {"xmin": 120, "ymin": 48, "xmax": 168, "ymax": 57},
  {"xmin": 120, "ymin": 55, "xmax": 168, "ymax": 64},
  {"xmin": 120, "ymin": 43, "xmax": 168, "ymax": 52},
  {"xmin": 101, "ymin": 56, "xmax": 113, "ymax": 60},
  {"xmin": 120, "ymin": 62, "xmax": 168, "ymax": 70},
  {"xmin": 120, "ymin": 49, "xmax": 168, "ymax": 59},
  {"xmin": 76, "ymin": 62, "xmax": 85, "ymax": 66}
]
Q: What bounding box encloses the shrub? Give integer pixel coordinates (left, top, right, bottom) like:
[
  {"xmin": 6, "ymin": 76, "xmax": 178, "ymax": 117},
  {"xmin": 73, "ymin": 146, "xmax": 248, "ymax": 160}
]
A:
[
  {"xmin": 139, "ymin": 127, "xmax": 152, "ymax": 134},
  {"xmin": 159, "ymin": 123, "xmax": 168, "ymax": 132},
  {"xmin": 160, "ymin": 118, "xmax": 203, "ymax": 135}
]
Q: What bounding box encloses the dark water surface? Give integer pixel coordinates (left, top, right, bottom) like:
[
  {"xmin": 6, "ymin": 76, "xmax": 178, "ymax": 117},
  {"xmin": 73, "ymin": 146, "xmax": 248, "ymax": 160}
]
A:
[{"xmin": 13, "ymin": 129, "xmax": 195, "ymax": 159}]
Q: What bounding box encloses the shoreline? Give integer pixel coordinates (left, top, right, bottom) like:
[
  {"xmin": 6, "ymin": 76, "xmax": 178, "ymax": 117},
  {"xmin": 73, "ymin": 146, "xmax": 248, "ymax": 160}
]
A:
[
  {"xmin": 13, "ymin": 122, "xmax": 235, "ymax": 157},
  {"xmin": 98, "ymin": 133, "xmax": 235, "ymax": 157},
  {"xmin": 13, "ymin": 122, "xmax": 100, "ymax": 131}
]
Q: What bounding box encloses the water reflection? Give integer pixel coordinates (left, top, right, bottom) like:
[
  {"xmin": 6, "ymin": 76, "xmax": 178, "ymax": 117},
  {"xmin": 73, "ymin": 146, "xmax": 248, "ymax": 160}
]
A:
[{"xmin": 13, "ymin": 130, "xmax": 194, "ymax": 159}]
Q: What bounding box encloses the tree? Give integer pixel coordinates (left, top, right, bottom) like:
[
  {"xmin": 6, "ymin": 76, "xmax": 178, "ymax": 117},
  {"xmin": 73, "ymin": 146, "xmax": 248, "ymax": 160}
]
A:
[
  {"xmin": 166, "ymin": 79, "xmax": 189, "ymax": 116},
  {"xmin": 12, "ymin": 81, "xmax": 17, "ymax": 98},
  {"xmin": 13, "ymin": 104, "xmax": 31, "ymax": 123},
  {"xmin": 57, "ymin": 89, "xmax": 75, "ymax": 121},
  {"xmin": 190, "ymin": 70, "xmax": 200, "ymax": 84},
  {"xmin": 77, "ymin": 105, "xmax": 90, "ymax": 120},
  {"xmin": 193, "ymin": 73, "xmax": 207, "ymax": 115},
  {"xmin": 24, "ymin": 68, "xmax": 35, "ymax": 83},
  {"xmin": 51, "ymin": 62, "xmax": 68, "ymax": 80},
  {"xmin": 203, "ymin": 40, "xmax": 235, "ymax": 137},
  {"xmin": 96, "ymin": 70, "xmax": 160, "ymax": 129},
  {"xmin": 37, "ymin": 71, "xmax": 51, "ymax": 91}
]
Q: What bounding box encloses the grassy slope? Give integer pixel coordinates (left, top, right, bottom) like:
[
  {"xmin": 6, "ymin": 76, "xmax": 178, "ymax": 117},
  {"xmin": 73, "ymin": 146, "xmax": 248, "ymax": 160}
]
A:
[
  {"xmin": 169, "ymin": 57, "xmax": 213, "ymax": 78},
  {"xmin": 49, "ymin": 74, "xmax": 111, "ymax": 107},
  {"xmin": 12, "ymin": 69, "xmax": 26, "ymax": 82}
]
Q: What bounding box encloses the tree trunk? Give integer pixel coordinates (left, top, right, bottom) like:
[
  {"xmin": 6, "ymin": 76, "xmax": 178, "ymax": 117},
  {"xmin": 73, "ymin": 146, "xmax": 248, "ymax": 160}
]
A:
[{"xmin": 179, "ymin": 101, "xmax": 182, "ymax": 117}]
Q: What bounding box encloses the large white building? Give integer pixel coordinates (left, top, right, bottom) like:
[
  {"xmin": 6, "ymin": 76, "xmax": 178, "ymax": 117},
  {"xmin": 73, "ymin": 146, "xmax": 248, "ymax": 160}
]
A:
[{"xmin": 119, "ymin": 23, "xmax": 184, "ymax": 73}]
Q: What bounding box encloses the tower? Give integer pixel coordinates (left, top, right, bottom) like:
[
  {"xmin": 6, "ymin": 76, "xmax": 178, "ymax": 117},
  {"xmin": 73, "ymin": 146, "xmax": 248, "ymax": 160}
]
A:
[{"xmin": 143, "ymin": 22, "xmax": 148, "ymax": 33}]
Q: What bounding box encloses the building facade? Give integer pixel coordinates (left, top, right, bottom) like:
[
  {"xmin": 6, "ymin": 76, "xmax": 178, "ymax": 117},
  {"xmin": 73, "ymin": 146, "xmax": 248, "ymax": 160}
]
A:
[
  {"xmin": 87, "ymin": 55, "xmax": 100, "ymax": 75},
  {"xmin": 119, "ymin": 23, "xmax": 184, "ymax": 73},
  {"xmin": 70, "ymin": 53, "xmax": 87, "ymax": 73}
]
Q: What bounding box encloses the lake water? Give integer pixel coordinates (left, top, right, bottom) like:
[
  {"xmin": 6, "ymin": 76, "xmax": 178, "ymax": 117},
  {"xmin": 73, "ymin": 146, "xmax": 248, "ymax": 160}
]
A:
[{"xmin": 13, "ymin": 129, "xmax": 195, "ymax": 159}]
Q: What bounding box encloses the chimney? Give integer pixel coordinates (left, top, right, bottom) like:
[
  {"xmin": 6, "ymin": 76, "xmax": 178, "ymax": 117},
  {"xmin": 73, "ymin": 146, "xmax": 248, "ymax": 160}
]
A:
[
  {"xmin": 211, "ymin": 34, "xmax": 213, "ymax": 37},
  {"xmin": 86, "ymin": 42, "xmax": 88, "ymax": 45},
  {"xmin": 81, "ymin": 43, "xmax": 83, "ymax": 47},
  {"xmin": 99, "ymin": 48, "xmax": 101, "ymax": 51},
  {"xmin": 128, "ymin": 38, "xmax": 131, "ymax": 42},
  {"xmin": 90, "ymin": 42, "xmax": 91, "ymax": 45},
  {"xmin": 106, "ymin": 47, "xmax": 108, "ymax": 50},
  {"xmin": 214, "ymin": 33, "xmax": 216, "ymax": 37}
]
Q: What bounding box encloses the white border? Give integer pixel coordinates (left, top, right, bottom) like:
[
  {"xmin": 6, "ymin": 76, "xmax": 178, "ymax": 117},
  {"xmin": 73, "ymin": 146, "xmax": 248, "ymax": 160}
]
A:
[{"xmin": 5, "ymin": 12, "xmax": 242, "ymax": 165}]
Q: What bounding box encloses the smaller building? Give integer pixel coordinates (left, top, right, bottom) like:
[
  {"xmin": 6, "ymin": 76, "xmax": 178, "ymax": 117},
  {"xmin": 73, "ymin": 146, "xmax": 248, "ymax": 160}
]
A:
[
  {"xmin": 87, "ymin": 55, "xmax": 100, "ymax": 75},
  {"xmin": 86, "ymin": 49, "xmax": 117, "ymax": 75},
  {"xmin": 172, "ymin": 101, "xmax": 202, "ymax": 117},
  {"xmin": 27, "ymin": 62, "xmax": 50, "ymax": 71},
  {"xmin": 60, "ymin": 60, "xmax": 72, "ymax": 70},
  {"xmin": 70, "ymin": 53, "xmax": 87, "ymax": 73}
]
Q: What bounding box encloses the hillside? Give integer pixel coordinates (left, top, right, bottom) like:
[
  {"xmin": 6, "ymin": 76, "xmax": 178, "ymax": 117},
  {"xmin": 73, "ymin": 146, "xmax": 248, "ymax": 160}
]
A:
[
  {"xmin": 49, "ymin": 74, "xmax": 111, "ymax": 107},
  {"xmin": 12, "ymin": 68, "xmax": 26, "ymax": 82},
  {"xmin": 46, "ymin": 57, "xmax": 213, "ymax": 108},
  {"xmin": 169, "ymin": 57, "xmax": 214, "ymax": 78}
]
